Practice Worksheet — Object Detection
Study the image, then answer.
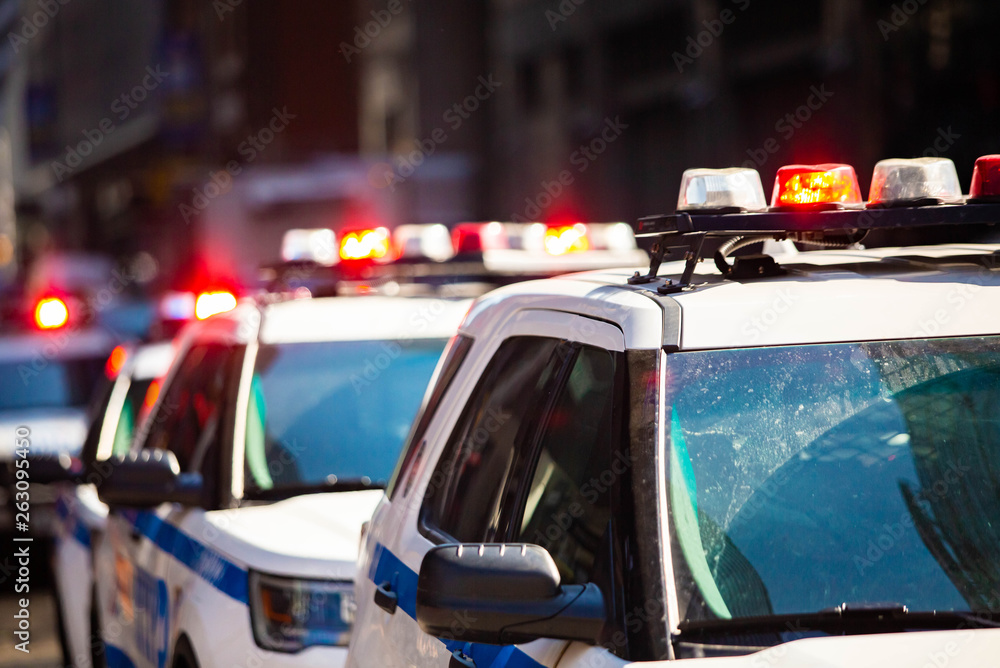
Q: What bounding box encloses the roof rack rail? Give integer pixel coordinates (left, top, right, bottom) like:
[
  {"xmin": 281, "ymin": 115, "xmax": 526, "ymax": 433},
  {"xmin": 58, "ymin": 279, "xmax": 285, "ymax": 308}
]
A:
[{"xmin": 628, "ymin": 203, "xmax": 1000, "ymax": 294}]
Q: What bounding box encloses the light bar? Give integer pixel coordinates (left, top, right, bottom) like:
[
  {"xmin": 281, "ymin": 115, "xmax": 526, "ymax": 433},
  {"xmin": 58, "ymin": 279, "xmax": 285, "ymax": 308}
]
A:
[
  {"xmin": 678, "ymin": 167, "xmax": 767, "ymax": 212},
  {"xmin": 451, "ymin": 222, "xmax": 508, "ymax": 255},
  {"xmin": 158, "ymin": 291, "xmax": 196, "ymax": 321},
  {"xmin": 544, "ymin": 224, "xmax": 590, "ymax": 255},
  {"xmin": 970, "ymin": 155, "xmax": 1000, "ymax": 202},
  {"xmin": 339, "ymin": 228, "xmax": 390, "ymax": 261},
  {"xmin": 195, "ymin": 291, "xmax": 238, "ymax": 320},
  {"xmin": 282, "ymin": 228, "xmax": 338, "ymax": 265},
  {"xmin": 771, "ymin": 164, "xmax": 862, "ymax": 209},
  {"xmin": 393, "ymin": 224, "xmax": 454, "ymax": 262},
  {"xmin": 868, "ymin": 157, "xmax": 962, "ymax": 207},
  {"xmin": 35, "ymin": 297, "xmax": 69, "ymax": 330}
]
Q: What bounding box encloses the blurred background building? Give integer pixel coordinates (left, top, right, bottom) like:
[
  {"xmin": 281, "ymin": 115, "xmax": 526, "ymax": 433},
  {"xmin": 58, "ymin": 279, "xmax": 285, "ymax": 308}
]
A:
[{"xmin": 0, "ymin": 0, "xmax": 998, "ymax": 289}]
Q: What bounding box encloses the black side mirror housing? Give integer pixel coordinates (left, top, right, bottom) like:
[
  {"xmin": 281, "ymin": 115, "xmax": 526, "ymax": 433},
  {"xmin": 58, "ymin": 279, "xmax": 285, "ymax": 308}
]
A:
[
  {"xmin": 97, "ymin": 448, "xmax": 203, "ymax": 508},
  {"xmin": 416, "ymin": 543, "xmax": 605, "ymax": 645},
  {"xmin": 19, "ymin": 452, "xmax": 85, "ymax": 484}
]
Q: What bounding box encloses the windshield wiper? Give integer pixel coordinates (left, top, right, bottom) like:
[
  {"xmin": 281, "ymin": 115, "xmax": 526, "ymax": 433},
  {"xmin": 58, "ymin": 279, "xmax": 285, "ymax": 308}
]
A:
[
  {"xmin": 677, "ymin": 603, "xmax": 1000, "ymax": 642},
  {"xmin": 245, "ymin": 477, "xmax": 386, "ymax": 501}
]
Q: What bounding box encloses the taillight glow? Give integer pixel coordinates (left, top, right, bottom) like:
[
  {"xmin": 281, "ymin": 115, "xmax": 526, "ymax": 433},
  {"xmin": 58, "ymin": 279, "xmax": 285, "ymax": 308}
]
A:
[
  {"xmin": 105, "ymin": 345, "xmax": 128, "ymax": 379},
  {"xmin": 339, "ymin": 228, "xmax": 390, "ymax": 261},
  {"xmin": 970, "ymin": 155, "xmax": 1000, "ymax": 201},
  {"xmin": 195, "ymin": 291, "xmax": 237, "ymax": 320},
  {"xmin": 144, "ymin": 380, "xmax": 161, "ymax": 410},
  {"xmin": 35, "ymin": 297, "xmax": 69, "ymax": 329},
  {"xmin": 772, "ymin": 164, "xmax": 862, "ymax": 208},
  {"xmin": 544, "ymin": 224, "xmax": 590, "ymax": 255}
]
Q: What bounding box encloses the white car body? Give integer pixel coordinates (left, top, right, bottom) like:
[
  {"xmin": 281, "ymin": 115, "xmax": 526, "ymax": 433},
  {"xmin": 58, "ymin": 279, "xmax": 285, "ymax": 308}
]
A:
[
  {"xmin": 347, "ymin": 242, "xmax": 1000, "ymax": 667},
  {"xmin": 53, "ymin": 341, "xmax": 175, "ymax": 668},
  {"xmin": 92, "ymin": 295, "xmax": 469, "ymax": 668}
]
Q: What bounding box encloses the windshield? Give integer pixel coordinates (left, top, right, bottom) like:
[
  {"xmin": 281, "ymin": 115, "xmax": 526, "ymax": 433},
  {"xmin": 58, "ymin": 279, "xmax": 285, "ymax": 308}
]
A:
[
  {"xmin": 0, "ymin": 356, "xmax": 106, "ymax": 412},
  {"xmin": 243, "ymin": 338, "xmax": 448, "ymax": 496},
  {"xmin": 665, "ymin": 336, "xmax": 1000, "ymax": 624}
]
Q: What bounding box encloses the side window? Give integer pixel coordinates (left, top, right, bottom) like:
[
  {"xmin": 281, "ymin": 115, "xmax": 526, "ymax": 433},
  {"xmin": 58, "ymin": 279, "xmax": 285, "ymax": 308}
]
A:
[
  {"xmin": 141, "ymin": 343, "xmax": 239, "ymax": 478},
  {"xmin": 516, "ymin": 346, "xmax": 620, "ymax": 585},
  {"xmin": 420, "ymin": 337, "xmax": 567, "ymax": 542},
  {"xmin": 387, "ymin": 334, "xmax": 474, "ymax": 500}
]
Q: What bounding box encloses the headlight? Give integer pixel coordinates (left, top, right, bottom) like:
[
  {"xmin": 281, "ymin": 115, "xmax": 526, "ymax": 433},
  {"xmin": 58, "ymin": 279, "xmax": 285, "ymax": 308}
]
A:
[{"xmin": 248, "ymin": 571, "xmax": 355, "ymax": 652}]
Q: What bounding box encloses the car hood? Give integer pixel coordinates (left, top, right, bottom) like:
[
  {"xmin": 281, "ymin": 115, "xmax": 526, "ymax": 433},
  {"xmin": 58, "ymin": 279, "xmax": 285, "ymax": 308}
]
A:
[
  {"xmin": 203, "ymin": 489, "xmax": 384, "ymax": 580},
  {"xmin": 563, "ymin": 626, "xmax": 1000, "ymax": 666},
  {"xmin": 0, "ymin": 408, "xmax": 88, "ymax": 460}
]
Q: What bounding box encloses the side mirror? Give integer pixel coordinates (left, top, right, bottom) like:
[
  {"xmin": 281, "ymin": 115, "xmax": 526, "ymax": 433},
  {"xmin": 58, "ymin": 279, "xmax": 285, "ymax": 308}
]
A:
[
  {"xmin": 19, "ymin": 452, "xmax": 85, "ymax": 484},
  {"xmin": 97, "ymin": 449, "xmax": 203, "ymax": 508},
  {"xmin": 416, "ymin": 543, "xmax": 605, "ymax": 645}
]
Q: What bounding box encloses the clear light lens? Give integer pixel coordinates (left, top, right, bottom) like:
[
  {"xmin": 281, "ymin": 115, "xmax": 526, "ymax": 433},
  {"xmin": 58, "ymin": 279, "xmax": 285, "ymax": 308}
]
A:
[
  {"xmin": 678, "ymin": 168, "xmax": 767, "ymax": 212},
  {"xmin": 339, "ymin": 227, "xmax": 390, "ymax": 261},
  {"xmin": 868, "ymin": 158, "xmax": 962, "ymax": 205},
  {"xmin": 281, "ymin": 229, "xmax": 338, "ymax": 265},
  {"xmin": 249, "ymin": 572, "xmax": 354, "ymax": 652},
  {"xmin": 159, "ymin": 291, "xmax": 196, "ymax": 321},
  {"xmin": 35, "ymin": 297, "xmax": 69, "ymax": 329},
  {"xmin": 394, "ymin": 224, "xmax": 455, "ymax": 261},
  {"xmin": 970, "ymin": 155, "xmax": 1000, "ymax": 200},
  {"xmin": 772, "ymin": 164, "xmax": 862, "ymax": 208},
  {"xmin": 544, "ymin": 224, "xmax": 590, "ymax": 255},
  {"xmin": 194, "ymin": 291, "xmax": 237, "ymax": 320}
]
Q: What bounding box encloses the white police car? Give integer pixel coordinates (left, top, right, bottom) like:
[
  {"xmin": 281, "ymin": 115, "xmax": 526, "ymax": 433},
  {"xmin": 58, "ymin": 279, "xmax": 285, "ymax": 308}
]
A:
[
  {"xmin": 91, "ymin": 291, "xmax": 470, "ymax": 668},
  {"xmin": 347, "ymin": 156, "xmax": 1000, "ymax": 666},
  {"xmin": 51, "ymin": 340, "xmax": 175, "ymax": 668}
]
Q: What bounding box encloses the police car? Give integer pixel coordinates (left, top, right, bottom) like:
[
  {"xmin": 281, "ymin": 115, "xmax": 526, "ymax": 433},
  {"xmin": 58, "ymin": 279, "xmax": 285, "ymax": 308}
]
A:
[
  {"xmin": 90, "ymin": 283, "xmax": 471, "ymax": 668},
  {"xmin": 78, "ymin": 219, "xmax": 645, "ymax": 668},
  {"xmin": 348, "ymin": 156, "xmax": 1000, "ymax": 666},
  {"xmin": 51, "ymin": 340, "xmax": 175, "ymax": 668}
]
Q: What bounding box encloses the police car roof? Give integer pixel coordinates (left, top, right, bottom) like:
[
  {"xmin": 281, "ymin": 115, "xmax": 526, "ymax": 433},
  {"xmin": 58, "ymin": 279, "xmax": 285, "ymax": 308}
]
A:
[
  {"xmin": 200, "ymin": 295, "xmax": 472, "ymax": 346},
  {"xmin": 130, "ymin": 340, "xmax": 176, "ymax": 380},
  {"xmin": 460, "ymin": 243, "xmax": 1000, "ymax": 351}
]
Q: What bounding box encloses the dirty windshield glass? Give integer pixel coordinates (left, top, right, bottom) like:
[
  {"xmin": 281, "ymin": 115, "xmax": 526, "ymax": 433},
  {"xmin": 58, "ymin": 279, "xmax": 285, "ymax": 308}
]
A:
[
  {"xmin": 665, "ymin": 336, "xmax": 1000, "ymax": 622},
  {"xmin": 243, "ymin": 338, "xmax": 447, "ymax": 495}
]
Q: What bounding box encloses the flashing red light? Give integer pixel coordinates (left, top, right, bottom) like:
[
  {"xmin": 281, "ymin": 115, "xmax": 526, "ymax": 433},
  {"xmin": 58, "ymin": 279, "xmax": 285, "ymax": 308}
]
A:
[
  {"xmin": 339, "ymin": 228, "xmax": 390, "ymax": 261},
  {"xmin": 195, "ymin": 291, "xmax": 237, "ymax": 320},
  {"xmin": 970, "ymin": 155, "xmax": 1000, "ymax": 201},
  {"xmin": 105, "ymin": 345, "xmax": 128, "ymax": 379},
  {"xmin": 544, "ymin": 224, "xmax": 590, "ymax": 255},
  {"xmin": 451, "ymin": 222, "xmax": 507, "ymax": 255},
  {"xmin": 34, "ymin": 297, "xmax": 69, "ymax": 330},
  {"xmin": 771, "ymin": 164, "xmax": 862, "ymax": 208}
]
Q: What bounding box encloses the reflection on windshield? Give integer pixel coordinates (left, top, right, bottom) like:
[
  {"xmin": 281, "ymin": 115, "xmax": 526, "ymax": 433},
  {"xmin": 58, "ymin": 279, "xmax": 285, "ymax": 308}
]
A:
[
  {"xmin": 666, "ymin": 337, "xmax": 1000, "ymax": 623},
  {"xmin": 244, "ymin": 338, "xmax": 447, "ymax": 495}
]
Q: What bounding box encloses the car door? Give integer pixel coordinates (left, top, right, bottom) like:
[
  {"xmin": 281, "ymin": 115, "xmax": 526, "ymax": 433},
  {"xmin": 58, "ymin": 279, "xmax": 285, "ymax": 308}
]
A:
[
  {"xmin": 100, "ymin": 340, "xmax": 242, "ymax": 668},
  {"xmin": 352, "ymin": 309, "xmax": 626, "ymax": 668}
]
